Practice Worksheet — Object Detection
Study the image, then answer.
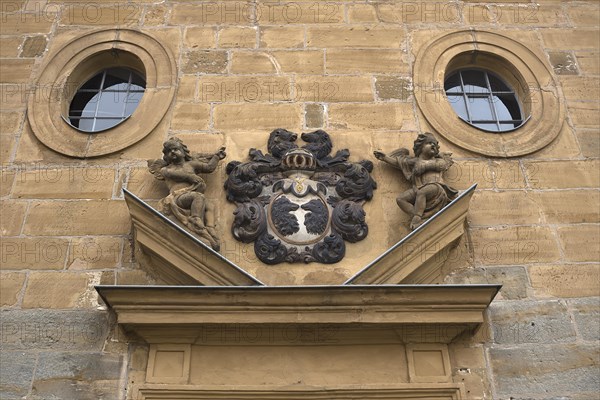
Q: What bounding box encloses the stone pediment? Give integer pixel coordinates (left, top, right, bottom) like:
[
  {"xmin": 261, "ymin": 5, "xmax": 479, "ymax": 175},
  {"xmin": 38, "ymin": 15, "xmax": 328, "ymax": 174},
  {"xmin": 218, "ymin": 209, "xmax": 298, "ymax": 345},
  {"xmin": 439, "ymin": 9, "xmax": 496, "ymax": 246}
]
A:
[
  {"xmin": 125, "ymin": 185, "xmax": 476, "ymax": 286},
  {"xmin": 124, "ymin": 189, "xmax": 263, "ymax": 286}
]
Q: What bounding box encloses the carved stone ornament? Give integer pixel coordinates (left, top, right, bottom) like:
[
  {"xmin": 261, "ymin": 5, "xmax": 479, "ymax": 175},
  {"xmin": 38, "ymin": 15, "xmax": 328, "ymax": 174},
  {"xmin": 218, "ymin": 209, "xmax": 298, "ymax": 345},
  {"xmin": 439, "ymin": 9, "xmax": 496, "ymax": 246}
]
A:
[
  {"xmin": 225, "ymin": 129, "xmax": 376, "ymax": 264},
  {"xmin": 374, "ymin": 133, "xmax": 458, "ymax": 231},
  {"xmin": 148, "ymin": 137, "xmax": 226, "ymax": 251}
]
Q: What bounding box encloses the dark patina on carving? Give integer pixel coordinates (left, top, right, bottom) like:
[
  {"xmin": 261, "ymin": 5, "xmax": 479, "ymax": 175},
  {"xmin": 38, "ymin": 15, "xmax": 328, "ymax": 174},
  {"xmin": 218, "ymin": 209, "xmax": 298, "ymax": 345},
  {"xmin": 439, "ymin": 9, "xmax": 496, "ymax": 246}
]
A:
[
  {"xmin": 225, "ymin": 129, "xmax": 376, "ymax": 265},
  {"xmin": 374, "ymin": 133, "xmax": 458, "ymax": 230},
  {"xmin": 148, "ymin": 137, "xmax": 226, "ymax": 251}
]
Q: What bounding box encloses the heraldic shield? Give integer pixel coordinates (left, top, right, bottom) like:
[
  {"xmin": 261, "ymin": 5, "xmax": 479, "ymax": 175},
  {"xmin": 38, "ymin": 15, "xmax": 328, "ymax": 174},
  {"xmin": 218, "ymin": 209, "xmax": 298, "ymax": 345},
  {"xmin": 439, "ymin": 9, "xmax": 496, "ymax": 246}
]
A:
[{"xmin": 225, "ymin": 129, "xmax": 376, "ymax": 265}]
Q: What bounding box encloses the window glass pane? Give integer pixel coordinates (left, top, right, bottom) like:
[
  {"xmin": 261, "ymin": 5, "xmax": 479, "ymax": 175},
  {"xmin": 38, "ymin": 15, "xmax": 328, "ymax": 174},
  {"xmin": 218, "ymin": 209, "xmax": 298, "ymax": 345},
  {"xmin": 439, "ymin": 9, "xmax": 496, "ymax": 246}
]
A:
[
  {"xmin": 461, "ymin": 70, "xmax": 489, "ymax": 94},
  {"xmin": 444, "ymin": 72, "xmax": 462, "ymax": 93},
  {"xmin": 95, "ymin": 92, "xmax": 126, "ymax": 118},
  {"xmin": 500, "ymin": 122, "xmax": 518, "ymax": 130},
  {"xmin": 495, "ymin": 94, "xmax": 521, "ymax": 121},
  {"xmin": 77, "ymin": 118, "xmax": 95, "ymax": 131},
  {"xmin": 447, "ymin": 95, "xmax": 469, "ymax": 120},
  {"xmin": 79, "ymin": 72, "xmax": 104, "ymax": 91},
  {"xmin": 467, "ymin": 97, "xmax": 494, "ymax": 120},
  {"xmin": 474, "ymin": 123, "xmax": 499, "ymax": 132},
  {"xmin": 131, "ymin": 73, "xmax": 145, "ymax": 88},
  {"xmin": 488, "ymin": 74, "xmax": 511, "ymax": 92},
  {"xmin": 124, "ymin": 91, "xmax": 144, "ymax": 115},
  {"xmin": 94, "ymin": 118, "xmax": 123, "ymax": 131}
]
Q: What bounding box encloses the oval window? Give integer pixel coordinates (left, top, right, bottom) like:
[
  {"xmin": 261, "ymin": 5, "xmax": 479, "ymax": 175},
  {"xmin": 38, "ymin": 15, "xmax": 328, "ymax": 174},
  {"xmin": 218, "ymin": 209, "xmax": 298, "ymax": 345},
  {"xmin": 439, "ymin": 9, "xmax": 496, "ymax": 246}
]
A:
[
  {"xmin": 67, "ymin": 68, "xmax": 146, "ymax": 133},
  {"xmin": 445, "ymin": 69, "xmax": 528, "ymax": 133}
]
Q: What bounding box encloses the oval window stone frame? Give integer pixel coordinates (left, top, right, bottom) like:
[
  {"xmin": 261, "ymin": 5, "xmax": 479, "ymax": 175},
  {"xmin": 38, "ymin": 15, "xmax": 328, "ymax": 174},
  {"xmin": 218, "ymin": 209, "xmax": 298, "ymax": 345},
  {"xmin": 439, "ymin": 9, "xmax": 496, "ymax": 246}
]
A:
[
  {"xmin": 414, "ymin": 30, "xmax": 564, "ymax": 157},
  {"xmin": 28, "ymin": 29, "xmax": 177, "ymax": 158}
]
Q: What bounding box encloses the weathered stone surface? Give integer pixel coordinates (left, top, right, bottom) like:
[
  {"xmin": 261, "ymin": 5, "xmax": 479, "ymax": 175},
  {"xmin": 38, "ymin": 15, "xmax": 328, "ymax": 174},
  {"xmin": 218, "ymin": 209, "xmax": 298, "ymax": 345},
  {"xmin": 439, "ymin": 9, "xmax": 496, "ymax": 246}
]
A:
[
  {"xmin": 12, "ymin": 168, "xmax": 116, "ymax": 199},
  {"xmin": 213, "ymin": 103, "xmax": 302, "ymax": 130},
  {"xmin": 218, "ymin": 26, "xmax": 257, "ymax": 48},
  {"xmin": 260, "ymin": 26, "xmax": 304, "ymax": 48},
  {"xmin": 375, "ymin": 76, "xmax": 411, "ymax": 101},
  {"xmin": 20, "ymin": 35, "xmax": 47, "ymax": 58},
  {"xmin": 469, "ymin": 191, "xmax": 543, "ymax": 226},
  {"xmin": 523, "ymin": 160, "xmax": 600, "ymax": 189},
  {"xmin": 305, "ymin": 103, "xmax": 324, "ymax": 128},
  {"xmin": 31, "ymin": 352, "xmax": 124, "ymax": 400},
  {"xmin": 170, "ymin": 103, "xmax": 210, "ymax": 131},
  {"xmin": 0, "ymin": 59, "xmax": 34, "ymax": 83},
  {"xmin": 489, "ymin": 344, "xmax": 599, "ymax": 399},
  {"xmin": 489, "ymin": 300, "xmax": 576, "ymax": 345},
  {"xmin": 568, "ymin": 298, "xmax": 600, "ymax": 341},
  {"xmin": 0, "ymin": 37, "xmax": 22, "ymax": 57},
  {"xmin": 529, "ymin": 264, "xmax": 600, "ymax": 299},
  {"xmin": 326, "ymin": 49, "xmax": 407, "ymax": 74},
  {"xmin": 307, "ymin": 27, "xmax": 403, "ymax": 48},
  {"xmin": 576, "ymin": 129, "xmax": 600, "ymax": 158},
  {"xmin": 548, "ymin": 51, "xmax": 578, "ymax": 75},
  {"xmin": 0, "ymin": 272, "xmax": 25, "ymax": 306},
  {"xmin": 329, "ymin": 103, "xmax": 416, "ymax": 130},
  {"xmin": 0, "ymin": 201, "xmax": 26, "ymax": 236},
  {"xmin": 182, "ymin": 50, "xmax": 228, "ymax": 74},
  {"xmin": 446, "ymin": 266, "xmax": 528, "ymax": 300},
  {"xmin": 271, "ymin": 50, "xmax": 324, "ymax": 74},
  {"xmin": 231, "ymin": 51, "xmax": 277, "ymax": 73},
  {"xmin": 534, "ymin": 190, "xmax": 600, "ymax": 224},
  {"xmin": 22, "ymin": 272, "xmax": 90, "ymax": 309},
  {"xmin": 184, "ymin": 27, "xmax": 216, "ymax": 49},
  {"xmin": 0, "ymin": 351, "xmax": 36, "ymax": 399},
  {"xmin": 0, "ymin": 310, "xmax": 111, "ymax": 351},
  {"xmin": 0, "ymin": 237, "xmax": 69, "ymax": 270},
  {"xmin": 575, "ymin": 51, "xmax": 600, "ymax": 75},
  {"xmin": 558, "ymin": 225, "xmax": 600, "ymax": 262},
  {"xmin": 67, "ymin": 237, "xmax": 122, "ymax": 270}
]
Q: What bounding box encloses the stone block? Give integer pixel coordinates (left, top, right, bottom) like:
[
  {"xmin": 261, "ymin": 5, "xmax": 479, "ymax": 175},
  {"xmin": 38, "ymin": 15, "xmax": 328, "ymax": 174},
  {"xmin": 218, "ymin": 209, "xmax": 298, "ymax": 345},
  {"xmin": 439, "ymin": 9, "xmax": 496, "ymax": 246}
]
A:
[
  {"xmin": 23, "ymin": 200, "xmax": 130, "ymax": 236},
  {"xmin": 256, "ymin": 1, "xmax": 344, "ymax": 24},
  {"xmin": 198, "ymin": 76, "xmax": 291, "ymax": 103},
  {"xmin": 463, "ymin": 3, "xmax": 564, "ymax": 26},
  {"xmin": 0, "ymin": 112, "xmax": 24, "ymax": 134},
  {"xmin": 1, "ymin": 169, "xmax": 15, "ymax": 197},
  {"xmin": 0, "ymin": 13, "xmax": 53, "ymax": 34},
  {"xmin": 329, "ymin": 103, "xmax": 416, "ymax": 131},
  {"xmin": 348, "ymin": 4, "xmax": 378, "ymax": 23},
  {"xmin": 490, "ymin": 161, "xmax": 526, "ymax": 189},
  {"xmin": 542, "ymin": 29, "xmax": 600, "ymax": 50},
  {"xmin": 444, "ymin": 160, "xmax": 494, "ymax": 190},
  {"xmin": 218, "ymin": 26, "xmax": 257, "ymax": 48},
  {"xmin": 568, "ymin": 298, "xmax": 600, "ymax": 341},
  {"xmin": 171, "ymin": 2, "xmax": 254, "ymax": 25},
  {"xmin": 0, "ymin": 37, "xmax": 22, "ymax": 57},
  {"xmin": 0, "ymin": 272, "xmax": 25, "ymax": 306},
  {"xmin": 0, "ymin": 200, "xmax": 26, "ymax": 236},
  {"xmin": 326, "ymin": 49, "xmax": 408, "ymax": 74},
  {"xmin": 307, "ymin": 27, "xmax": 403, "ymax": 48},
  {"xmin": 170, "ymin": 103, "xmax": 210, "ymax": 131},
  {"xmin": 31, "ymin": 352, "xmax": 124, "ymax": 400},
  {"xmin": 67, "ymin": 237, "xmax": 122, "ymax": 270},
  {"xmin": 489, "ymin": 344, "xmax": 599, "ymax": 398},
  {"xmin": 271, "ymin": 50, "xmax": 324, "ymax": 74},
  {"xmin": 231, "ymin": 51, "xmax": 277, "ymax": 74},
  {"xmin": 558, "ymin": 225, "xmax": 600, "ymax": 262},
  {"xmin": 0, "ymin": 59, "xmax": 33, "ymax": 83},
  {"xmin": 575, "ymin": 52, "xmax": 600, "ymax": 75},
  {"xmin": 0, "ymin": 351, "xmax": 36, "ymax": 398},
  {"xmin": 529, "ymin": 264, "xmax": 600, "ymax": 299},
  {"xmin": 294, "ymin": 76, "xmax": 373, "ymax": 102},
  {"xmin": 489, "ymin": 300, "xmax": 576, "ymax": 344},
  {"xmin": 559, "ymin": 76, "xmax": 600, "ymax": 103},
  {"xmin": 470, "ymin": 226, "xmax": 561, "ymax": 265},
  {"xmin": 548, "ymin": 51, "xmax": 578, "ymax": 75},
  {"xmin": 184, "ymin": 27, "xmax": 216, "ymax": 49},
  {"xmin": 12, "ymin": 167, "xmax": 116, "ymax": 199},
  {"xmin": 378, "ymin": 2, "xmax": 460, "ymax": 24},
  {"xmin": 446, "ymin": 266, "xmax": 529, "ymax": 300},
  {"xmin": 177, "ymin": 75, "xmax": 197, "ymax": 102},
  {"xmin": 22, "ymin": 272, "xmax": 90, "ymax": 308},
  {"xmin": 213, "ymin": 103, "xmax": 302, "ymax": 130},
  {"xmin": 568, "ymin": 5, "xmax": 600, "ymax": 26},
  {"xmin": 61, "ymin": 5, "xmax": 141, "ymax": 26},
  {"xmin": 259, "ymin": 26, "xmax": 304, "ymax": 48},
  {"xmin": 182, "ymin": 50, "xmax": 228, "ymax": 74},
  {"xmin": 576, "ymin": 129, "xmax": 600, "ymax": 158},
  {"xmin": 0, "ymin": 309, "xmax": 111, "ymax": 351},
  {"xmin": 305, "ymin": 103, "xmax": 324, "ymax": 128},
  {"xmin": 569, "ymin": 101, "xmax": 600, "ymax": 130},
  {"xmin": 143, "ymin": 4, "xmax": 168, "ymax": 26},
  {"xmin": 470, "ymin": 191, "xmax": 543, "ymax": 226},
  {"xmin": 0, "ymin": 237, "xmax": 69, "ymax": 270},
  {"xmin": 523, "ymin": 160, "xmax": 600, "ymax": 189},
  {"xmin": 375, "ymin": 76, "xmax": 411, "ymax": 101},
  {"xmin": 534, "ymin": 190, "xmax": 600, "ymax": 224},
  {"xmin": 20, "ymin": 35, "xmax": 47, "ymax": 58}
]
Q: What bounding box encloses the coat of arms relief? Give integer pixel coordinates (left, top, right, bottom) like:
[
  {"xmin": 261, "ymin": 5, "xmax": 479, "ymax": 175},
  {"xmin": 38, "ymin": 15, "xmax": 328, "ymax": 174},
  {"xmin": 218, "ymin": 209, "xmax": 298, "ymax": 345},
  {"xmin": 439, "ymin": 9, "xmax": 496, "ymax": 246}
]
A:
[{"xmin": 224, "ymin": 129, "xmax": 377, "ymax": 265}]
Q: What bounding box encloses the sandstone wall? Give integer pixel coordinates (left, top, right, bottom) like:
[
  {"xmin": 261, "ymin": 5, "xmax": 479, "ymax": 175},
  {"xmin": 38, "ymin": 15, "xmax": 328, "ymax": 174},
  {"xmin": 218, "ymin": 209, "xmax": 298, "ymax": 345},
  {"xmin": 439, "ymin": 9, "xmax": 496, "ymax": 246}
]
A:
[{"xmin": 1, "ymin": 1, "xmax": 598, "ymax": 399}]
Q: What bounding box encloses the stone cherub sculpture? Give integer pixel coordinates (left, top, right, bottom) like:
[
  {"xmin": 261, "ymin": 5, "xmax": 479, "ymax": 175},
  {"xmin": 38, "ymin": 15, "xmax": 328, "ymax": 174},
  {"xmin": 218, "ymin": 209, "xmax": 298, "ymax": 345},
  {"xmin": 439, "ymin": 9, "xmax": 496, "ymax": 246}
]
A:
[
  {"xmin": 148, "ymin": 137, "xmax": 226, "ymax": 251},
  {"xmin": 374, "ymin": 133, "xmax": 458, "ymax": 230}
]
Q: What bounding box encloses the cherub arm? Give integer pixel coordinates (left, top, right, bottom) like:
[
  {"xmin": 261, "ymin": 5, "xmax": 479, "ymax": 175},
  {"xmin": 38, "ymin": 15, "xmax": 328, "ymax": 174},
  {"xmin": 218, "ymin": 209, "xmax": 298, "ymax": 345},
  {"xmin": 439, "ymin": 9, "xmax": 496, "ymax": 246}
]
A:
[{"xmin": 190, "ymin": 147, "xmax": 227, "ymax": 173}]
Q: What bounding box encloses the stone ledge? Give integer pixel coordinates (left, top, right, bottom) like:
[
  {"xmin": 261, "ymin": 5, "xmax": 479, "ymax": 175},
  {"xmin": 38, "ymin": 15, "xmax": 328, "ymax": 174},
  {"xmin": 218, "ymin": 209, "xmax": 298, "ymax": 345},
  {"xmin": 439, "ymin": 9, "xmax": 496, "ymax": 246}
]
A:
[
  {"xmin": 124, "ymin": 189, "xmax": 263, "ymax": 286},
  {"xmin": 95, "ymin": 284, "xmax": 499, "ymax": 343},
  {"xmin": 346, "ymin": 184, "xmax": 477, "ymax": 285}
]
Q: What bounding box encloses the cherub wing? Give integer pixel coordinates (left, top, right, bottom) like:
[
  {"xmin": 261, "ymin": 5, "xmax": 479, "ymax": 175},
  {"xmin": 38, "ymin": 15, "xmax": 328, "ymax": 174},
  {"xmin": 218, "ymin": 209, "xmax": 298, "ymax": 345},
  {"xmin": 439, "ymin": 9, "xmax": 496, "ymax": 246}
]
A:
[{"xmin": 147, "ymin": 159, "xmax": 167, "ymax": 180}]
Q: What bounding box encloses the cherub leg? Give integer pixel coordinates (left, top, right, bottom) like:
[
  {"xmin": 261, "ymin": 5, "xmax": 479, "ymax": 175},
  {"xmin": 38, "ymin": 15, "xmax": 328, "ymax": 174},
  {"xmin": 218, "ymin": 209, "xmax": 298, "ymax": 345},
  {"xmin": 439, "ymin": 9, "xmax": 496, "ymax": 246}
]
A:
[
  {"xmin": 396, "ymin": 189, "xmax": 416, "ymax": 216},
  {"xmin": 411, "ymin": 185, "xmax": 440, "ymax": 230}
]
